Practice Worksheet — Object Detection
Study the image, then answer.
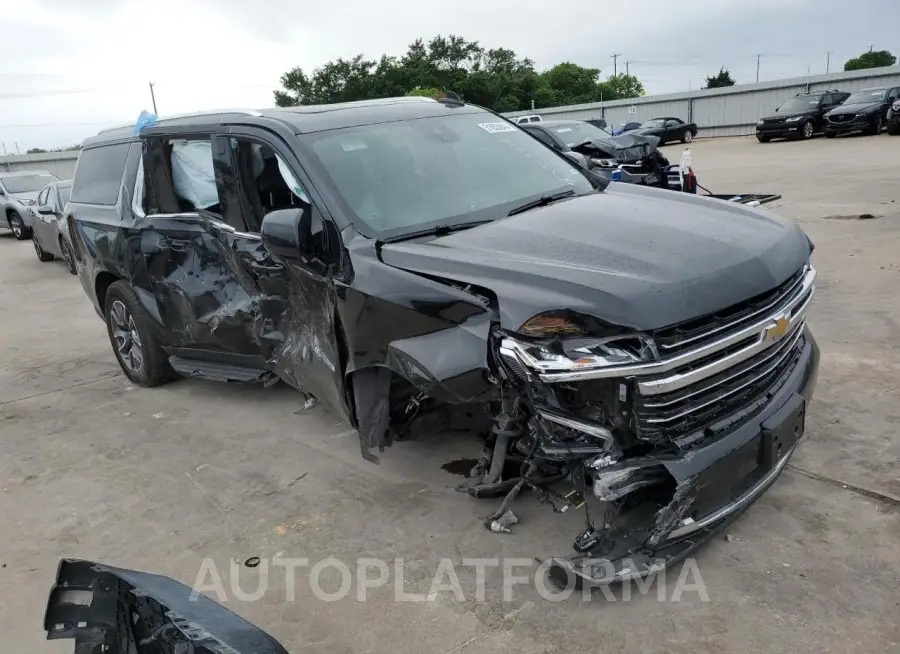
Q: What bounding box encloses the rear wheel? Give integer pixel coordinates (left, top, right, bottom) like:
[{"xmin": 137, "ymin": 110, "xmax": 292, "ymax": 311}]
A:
[
  {"xmin": 104, "ymin": 280, "xmax": 174, "ymax": 386},
  {"xmin": 757, "ymin": 134, "xmax": 771, "ymax": 143},
  {"xmin": 33, "ymin": 234, "xmax": 54, "ymax": 262},
  {"xmin": 801, "ymin": 120, "xmax": 815, "ymax": 139},
  {"xmin": 8, "ymin": 211, "xmax": 30, "ymax": 240},
  {"xmin": 869, "ymin": 114, "xmax": 883, "ymax": 135},
  {"xmin": 60, "ymin": 238, "xmax": 77, "ymax": 274}
]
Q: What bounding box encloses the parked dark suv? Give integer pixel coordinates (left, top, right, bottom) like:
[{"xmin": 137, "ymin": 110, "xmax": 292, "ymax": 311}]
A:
[
  {"xmin": 756, "ymin": 90, "xmax": 849, "ymax": 142},
  {"xmin": 824, "ymin": 86, "xmax": 900, "ymax": 137},
  {"xmin": 67, "ymin": 97, "xmax": 818, "ymax": 585}
]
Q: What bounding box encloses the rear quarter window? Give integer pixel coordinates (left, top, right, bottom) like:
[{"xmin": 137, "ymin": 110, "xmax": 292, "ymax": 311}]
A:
[{"xmin": 70, "ymin": 143, "xmax": 131, "ymax": 205}]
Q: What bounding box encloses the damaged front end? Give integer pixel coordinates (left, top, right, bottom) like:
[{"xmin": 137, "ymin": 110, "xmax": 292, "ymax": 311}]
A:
[
  {"xmin": 571, "ymin": 134, "xmax": 669, "ymax": 187},
  {"xmin": 463, "ymin": 265, "xmax": 819, "ymax": 586}
]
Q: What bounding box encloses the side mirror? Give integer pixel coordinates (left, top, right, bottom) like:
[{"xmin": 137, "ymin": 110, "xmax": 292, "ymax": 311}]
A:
[
  {"xmin": 260, "ymin": 207, "xmax": 310, "ymax": 262},
  {"xmin": 564, "ymin": 151, "xmax": 589, "ymax": 169},
  {"xmin": 37, "ymin": 205, "xmax": 54, "ymax": 215}
]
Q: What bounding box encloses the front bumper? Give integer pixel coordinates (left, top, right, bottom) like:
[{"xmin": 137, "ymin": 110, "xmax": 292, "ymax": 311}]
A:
[
  {"xmin": 756, "ymin": 122, "xmax": 803, "ymax": 138},
  {"xmin": 824, "ymin": 115, "xmax": 872, "ymax": 134},
  {"xmin": 548, "ymin": 327, "xmax": 819, "ymax": 587}
]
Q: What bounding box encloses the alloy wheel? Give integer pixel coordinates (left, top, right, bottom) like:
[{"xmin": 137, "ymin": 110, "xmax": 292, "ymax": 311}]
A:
[
  {"xmin": 803, "ymin": 121, "xmax": 814, "ymax": 139},
  {"xmin": 110, "ymin": 300, "xmax": 144, "ymax": 375}
]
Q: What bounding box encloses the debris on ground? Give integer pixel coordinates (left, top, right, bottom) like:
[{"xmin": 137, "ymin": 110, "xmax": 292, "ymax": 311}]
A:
[
  {"xmin": 725, "ymin": 533, "xmax": 740, "ymax": 542},
  {"xmin": 487, "ymin": 510, "xmax": 518, "ymax": 533}
]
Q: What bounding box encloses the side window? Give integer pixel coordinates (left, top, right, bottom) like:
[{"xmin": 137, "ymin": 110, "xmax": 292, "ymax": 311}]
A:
[
  {"xmin": 888, "ymin": 88, "xmax": 899, "ymax": 102},
  {"xmin": 70, "ymin": 143, "xmax": 130, "ymax": 205},
  {"xmin": 526, "ymin": 128, "xmax": 558, "ymax": 149},
  {"xmin": 37, "ymin": 187, "xmax": 50, "ymax": 206},
  {"xmin": 144, "ymin": 136, "xmax": 227, "ymax": 219},
  {"xmin": 228, "ymin": 137, "xmax": 311, "ymax": 232},
  {"xmin": 46, "ymin": 187, "xmax": 58, "ymax": 210},
  {"xmin": 820, "ymin": 94, "xmax": 832, "ymax": 106}
]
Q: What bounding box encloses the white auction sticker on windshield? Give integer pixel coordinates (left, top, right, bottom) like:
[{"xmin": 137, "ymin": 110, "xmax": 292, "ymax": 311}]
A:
[
  {"xmin": 554, "ymin": 127, "xmax": 572, "ymax": 133},
  {"xmin": 478, "ymin": 122, "xmax": 517, "ymax": 133}
]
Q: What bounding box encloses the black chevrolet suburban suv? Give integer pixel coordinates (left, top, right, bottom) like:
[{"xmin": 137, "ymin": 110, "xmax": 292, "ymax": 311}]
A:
[
  {"xmin": 756, "ymin": 90, "xmax": 850, "ymax": 142},
  {"xmin": 67, "ymin": 97, "xmax": 818, "ymax": 585}
]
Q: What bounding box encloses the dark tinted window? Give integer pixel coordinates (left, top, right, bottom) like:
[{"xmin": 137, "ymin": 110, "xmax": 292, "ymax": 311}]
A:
[
  {"xmin": 524, "ymin": 127, "xmax": 558, "ymax": 148},
  {"xmin": 71, "ymin": 143, "xmax": 130, "ymax": 205}
]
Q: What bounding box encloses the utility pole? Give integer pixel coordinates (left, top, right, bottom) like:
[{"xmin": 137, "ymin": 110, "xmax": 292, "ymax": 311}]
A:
[
  {"xmin": 756, "ymin": 54, "xmax": 761, "ymax": 83},
  {"xmin": 610, "ymin": 53, "xmax": 622, "ymax": 77},
  {"xmin": 869, "ymin": 44, "xmax": 874, "ymax": 52},
  {"xmin": 625, "ymin": 60, "xmax": 630, "ymax": 76},
  {"xmin": 826, "ymin": 51, "xmax": 833, "ymax": 73},
  {"xmin": 148, "ymin": 81, "xmax": 158, "ymax": 115}
]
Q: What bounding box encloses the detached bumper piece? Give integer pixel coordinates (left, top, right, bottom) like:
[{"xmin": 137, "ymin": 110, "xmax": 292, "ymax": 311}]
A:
[{"xmin": 44, "ymin": 559, "xmax": 289, "ymax": 654}]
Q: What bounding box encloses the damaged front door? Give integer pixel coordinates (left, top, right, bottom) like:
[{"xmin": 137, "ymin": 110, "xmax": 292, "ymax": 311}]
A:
[{"xmin": 140, "ymin": 132, "xmax": 271, "ymax": 370}]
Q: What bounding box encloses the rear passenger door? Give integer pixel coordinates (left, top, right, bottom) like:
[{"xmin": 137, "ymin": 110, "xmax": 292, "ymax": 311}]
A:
[{"xmin": 138, "ymin": 130, "xmax": 285, "ymax": 366}]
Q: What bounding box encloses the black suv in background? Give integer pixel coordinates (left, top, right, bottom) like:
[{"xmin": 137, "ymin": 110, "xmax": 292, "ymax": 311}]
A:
[
  {"xmin": 756, "ymin": 90, "xmax": 849, "ymax": 142},
  {"xmin": 66, "ymin": 97, "xmax": 818, "ymax": 585},
  {"xmin": 824, "ymin": 86, "xmax": 900, "ymax": 137}
]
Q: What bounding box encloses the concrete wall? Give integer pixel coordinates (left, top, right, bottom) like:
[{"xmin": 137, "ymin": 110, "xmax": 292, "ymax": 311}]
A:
[
  {"xmin": 504, "ymin": 65, "xmax": 900, "ymax": 137},
  {"xmin": 0, "ymin": 151, "xmax": 79, "ymax": 179}
]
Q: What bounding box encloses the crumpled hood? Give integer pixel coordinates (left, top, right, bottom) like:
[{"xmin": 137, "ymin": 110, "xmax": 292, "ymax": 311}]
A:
[
  {"xmin": 827, "ymin": 101, "xmax": 882, "ymax": 115},
  {"xmin": 575, "ymin": 133, "xmax": 660, "ymax": 162},
  {"xmin": 379, "ymin": 186, "xmax": 811, "ymax": 332}
]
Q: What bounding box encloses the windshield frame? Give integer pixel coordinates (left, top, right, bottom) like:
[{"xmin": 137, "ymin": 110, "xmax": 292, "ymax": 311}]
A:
[
  {"xmin": 295, "ymin": 113, "xmax": 602, "ymax": 242},
  {"xmin": 843, "ymin": 89, "xmax": 888, "ymax": 104},
  {"xmin": 1, "ymin": 173, "xmax": 60, "ymax": 194}
]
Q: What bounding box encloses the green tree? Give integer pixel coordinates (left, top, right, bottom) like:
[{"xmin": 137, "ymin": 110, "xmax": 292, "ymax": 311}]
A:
[
  {"xmin": 27, "ymin": 147, "xmax": 47, "ymax": 154},
  {"xmin": 704, "ymin": 67, "xmax": 736, "ymax": 89},
  {"xmin": 844, "ymin": 50, "xmax": 896, "ymax": 71},
  {"xmin": 275, "ymin": 34, "xmax": 645, "ymax": 113}
]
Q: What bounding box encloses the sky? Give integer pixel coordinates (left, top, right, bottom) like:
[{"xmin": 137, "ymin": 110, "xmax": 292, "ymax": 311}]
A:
[{"xmin": 1, "ymin": 0, "xmax": 897, "ymax": 150}]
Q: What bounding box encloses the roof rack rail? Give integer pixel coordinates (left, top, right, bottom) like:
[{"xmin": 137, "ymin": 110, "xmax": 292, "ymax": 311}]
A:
[{"xmin": 97, "ymin": 108, "xmax": 263, "ymax": 135}]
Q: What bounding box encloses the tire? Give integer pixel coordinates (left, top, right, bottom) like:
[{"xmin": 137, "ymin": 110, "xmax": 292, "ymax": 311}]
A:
[
  {"xmin": 33, "ymin": 234, "xmax": 54, "ymax": 262},
  {"xmin": 887, "ymin": 120, "xmax": 900, "ymax": 136},
  {"xmin": 104, "ymin": 280, "xmax": 174, "ymax": 387},
  {"xmin": 681, "ymin": 129, "xmax": 693, "ymax": 143},
  {"xmin": 801, "ymin": 121, "xmax": 815, "ymax": 140},
  {"xmin": 757, "ymin": 134, "xmax": 771, "ymax": 143},
  {"xmin": 869, "ymin": 114, "xmax": 883, "ymax": 135},
  {"xmin": 8, "ymin": 211, "xmax": 30, "ymax": 240},
  {"xmin": 60, "ymin": 238, "xmax": 77, "ymax": 274}
]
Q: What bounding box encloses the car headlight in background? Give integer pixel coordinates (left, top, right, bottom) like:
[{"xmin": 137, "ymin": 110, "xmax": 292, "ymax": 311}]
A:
[
  {"xmin": 786, "ymin": 116, "xmax": 802, "ymax": 122},
  {"xmin": 756, "ymin": 119, "xmax": 764, "ymax": 125},
  {"xmin": 19, "ymin": 198, "xmax": 35, "ymax": 206}
]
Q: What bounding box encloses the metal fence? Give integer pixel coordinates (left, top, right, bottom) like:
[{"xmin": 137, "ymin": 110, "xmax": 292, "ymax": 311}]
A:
[
  {"xmin": 504, "ymin": 65, "xmax": 900, "ymax": 138},
  {"xmin": 0, "ymin": 151, "xmax": 79, "ymax": 178}
]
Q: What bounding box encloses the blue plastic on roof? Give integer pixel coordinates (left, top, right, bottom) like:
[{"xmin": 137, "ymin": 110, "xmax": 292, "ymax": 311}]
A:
[{"xmin": 132, "ymin": 110, "xmax": 158, "ymax": 135}]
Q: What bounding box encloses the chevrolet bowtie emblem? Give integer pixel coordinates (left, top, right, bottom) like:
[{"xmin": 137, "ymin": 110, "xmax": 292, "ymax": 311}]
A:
[{"xmin": 765, "ymin": 315, "xmax": 790, "ymax": 342}]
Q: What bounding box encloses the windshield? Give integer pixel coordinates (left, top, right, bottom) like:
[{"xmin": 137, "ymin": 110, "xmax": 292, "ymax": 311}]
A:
[
  {"xmin": 640, "ymin": 119, "xmax": 666, "ymax": 128},
  {"xmin": 2, "ymin": 173, "xmax": 59, "ymax": 193},
  {"xmin": 301, "ymin": 112, "xmax": 595, "ymax": 238},
  {"xmin": 844, "ymin": 89, "xmax": 887, "ymax": 104},
  {"xmin": 58, "ymin": 186, "xmax": 71, "ymax": 206},
  {"xmin": 548, "ymin": 122, "xmax": 612, "ymax": 147},
  {"xmin": 777, "ymin": 97, "xmax": 821, "ymax": 113}
]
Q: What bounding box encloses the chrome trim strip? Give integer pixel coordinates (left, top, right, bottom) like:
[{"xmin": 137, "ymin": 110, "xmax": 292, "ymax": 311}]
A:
[
  {"xmin": 537, "ymin": 409, "xmax": 613, "ymax": 442},
  {"xmin": 641, "ymin": 321, "xmax": 804, "ymax": 409},
  {"xmin": 640, "ymin": 327, "xmax": 805, "ymax": 423},
  {"xmin": 148, "ymin": 212, "xmax": 262, "ymax": 241},
  {"xmin": 667, "ymin": 445, "xmax": 796, "ymax": 540},
  {"xmin": 509, "ymin": 267, "xmax": 816, "ymax": 385},
  {"xmin": 639, "ymin": 318, "xmax": 806, "ymax": 399},
  {"xmin": 658, "ymin": 265, "xmax": 808, "ymax": 351}
]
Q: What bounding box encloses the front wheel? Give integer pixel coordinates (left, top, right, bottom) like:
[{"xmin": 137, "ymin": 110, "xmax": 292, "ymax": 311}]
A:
[
  {"xmin": 104, "ymin": 280, "xmax": 174, "ymax": 386},
  {"xmin": 801, "ymin": 121, "xmax": 815, "ymax": 139},
  {"xmin": 681, "ymin": 129, "xmax": 693, "ymax": 143},
  {"xmin": 887, "ymin": 120, "xmax": 900, "ymax": 136},
  {"xmin": 33, "ymin": 234, "xmax": 54, "ymax": 262},
  {"xmin": 757, "ymin": 134, "xmax": 771, "ymax": 143},
  {"xmin": 8, "ymin": 211, "xmax": 30, "ymax": 240}
]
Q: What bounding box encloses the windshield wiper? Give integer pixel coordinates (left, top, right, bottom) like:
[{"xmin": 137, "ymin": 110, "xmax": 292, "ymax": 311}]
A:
[
  {"xmin": 379, "ymin": 219, "xmax": 494, "ymax": 244},
  {"xmin": 507, "ymin": 189, "xmax": 578, "ymax": 216}
]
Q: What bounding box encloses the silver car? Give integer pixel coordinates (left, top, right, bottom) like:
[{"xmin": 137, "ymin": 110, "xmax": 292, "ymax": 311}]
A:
[
  {"xmin": 0, "ymin": 170, "xmax": 61, "ymax": 240},
  {"xmin": 30, "ymin": 180, "xmax": 77, "ymax": 274}
]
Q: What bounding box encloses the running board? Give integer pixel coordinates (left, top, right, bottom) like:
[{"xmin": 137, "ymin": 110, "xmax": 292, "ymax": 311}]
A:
[{"xmin": 168, "ymin": 356, "xmax": 269, "ymax": 383}]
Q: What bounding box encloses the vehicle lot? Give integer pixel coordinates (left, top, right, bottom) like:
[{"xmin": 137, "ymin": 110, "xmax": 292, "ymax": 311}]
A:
[{"xmin": 2, "ymin": 134, "xmax": 899, "ymax": 652}]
